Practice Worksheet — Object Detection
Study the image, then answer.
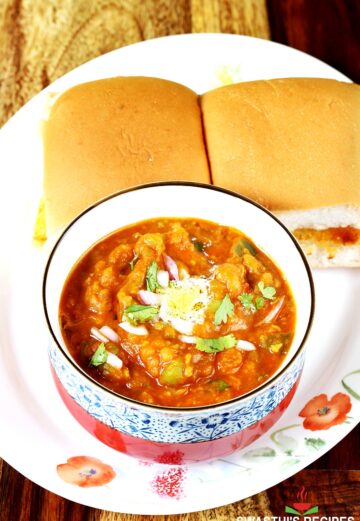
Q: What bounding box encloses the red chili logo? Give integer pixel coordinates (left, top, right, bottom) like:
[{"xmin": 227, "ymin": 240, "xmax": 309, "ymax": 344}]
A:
[{"xmin": 285, "ymin": 486, "xmax": 319, "ymax": 516}]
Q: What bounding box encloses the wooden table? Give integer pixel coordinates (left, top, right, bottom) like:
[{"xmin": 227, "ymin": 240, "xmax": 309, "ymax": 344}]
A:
[{"xmin": 0, "ymin": 1, "xmax": 359, "ymax": 519}]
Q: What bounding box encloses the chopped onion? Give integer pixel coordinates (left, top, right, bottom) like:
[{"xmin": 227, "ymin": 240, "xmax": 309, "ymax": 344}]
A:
[
  {"xmin": 192, "ymin": 353, "xmax": 202, "ymax": 363},
  {"xmin": 99, "ymin": 325, "xmax": 119, "ymax": 343},
  {"xmin": 157, "ymin": 270, "xmax": 169, "ymax": 288},
  {"xmin": 163, "ymin": 254, "xmax": 179, "ymax": 281},
  {"xmin": 257, "ymin": 296, "xmax": 285, "ymax": 325},
  {"xmin": 119, "ymin": 322, "xmax": 148, "ymax": 336},
  {"xmin": 90, "ymin": 327, "xmax": 109, "ymax": 343},
  {"xmin": 229, "ymin": 319, "xmax": 247, "ymax": 332},
  {"xmin": 179, "ymin": 334, "xmax": 197, "ymax": 344},
  {"xmin": 138, "ymin": 290, "xmax": 163, "ymax": 306},
  {"xmin": 106, "ymin": 352, "xmax": 123, "ymax": 369},
  {"xmin": 170, "ymin": 318, "xmax": 194, "ymax": 335},
  {"xmin": 236, "ymin": 339, "xmax": 256, "ymax": 351}
]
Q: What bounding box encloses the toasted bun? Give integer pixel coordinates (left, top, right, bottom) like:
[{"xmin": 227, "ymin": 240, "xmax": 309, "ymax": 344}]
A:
[
  {"xmin": 275, "ymin": 205, "xmax": 360, "ymax": 230},
  {"xmin": 43, "ymin": 77, "xmax": 210, "ymax": 235},
  {"xmin": 294, "ymin": 241, "xmax": 360, "ymax": 268},
  {"xmin": 274, "ymin": 205, "xmax": 360, "ymax": 268},
  {"xmin": 42, "ymin": 76, "xmax": 360, "ymax": 267},
  {"xmin": 201, "ymin": 78, "xmax": 360, "ymax": 211},
  {"xmin": 201, "ymin": 78, "xmax": 360, "ymax": 267}
]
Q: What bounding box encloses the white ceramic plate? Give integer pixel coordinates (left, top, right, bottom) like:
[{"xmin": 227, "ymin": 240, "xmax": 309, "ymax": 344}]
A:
[{"xmin": 0, "ymin": 34, "xmax": 359, "ymax": 515}]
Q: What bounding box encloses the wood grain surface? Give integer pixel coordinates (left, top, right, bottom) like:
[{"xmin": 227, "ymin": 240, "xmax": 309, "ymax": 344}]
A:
[
  {"xmin": 267, "ymin": 0, "xmax": 360, "ymax": 83},
  {"xmin": 0, "ymin": 0, "xmax": 269, "ymax": 127},
  {"xmin": 0, "ymin": 0, "xmax": 359, "ymax": 519}
]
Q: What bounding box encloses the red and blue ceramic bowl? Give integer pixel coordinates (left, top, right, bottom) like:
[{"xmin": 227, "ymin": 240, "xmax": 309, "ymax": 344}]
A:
[{"xmin": 43, "ymin": 182, "xmax": 314, "ymax": 464}]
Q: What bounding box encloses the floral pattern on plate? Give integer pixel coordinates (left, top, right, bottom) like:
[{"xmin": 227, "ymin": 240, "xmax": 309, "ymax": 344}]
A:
[
  {"xmin": 56, "ymin": 370, "xmax": 359, "ymax": 496},
  {"xmin": 57, "ymin": 456, "xmax": 116, "ymax": 487},
  {"xmin": 299, "ymin": 393, "xmax": 352, "ymax": 431}
]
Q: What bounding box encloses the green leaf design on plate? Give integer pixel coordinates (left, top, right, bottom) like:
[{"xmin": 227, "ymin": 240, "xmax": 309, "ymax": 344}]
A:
[
  {"xmin": 341, "ymin": 369, "xmax": 360, "ymax": 400},
  {"xmin": 280, "ymin": 458, "xmax": 301, "ymax": 471},
  {"xmin": 270, "ymin": 424, "xmax": 300, "ymax": 453},
  {"xmin": 243, "ymin": 447, "xmax": 276, "ymax": 461},
  {"xmin": 305, "ymin": 437, "xmax": 326, "ymax": 451}
]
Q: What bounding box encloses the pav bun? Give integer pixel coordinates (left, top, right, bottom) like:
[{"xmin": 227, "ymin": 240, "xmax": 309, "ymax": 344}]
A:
[
  {"xmin": 43, "ymin": 77, "xmax": 210, "ymax": 235},
  {"xmin": 201, "ymin": 78, "xmax": 360, "ymax": 267}
]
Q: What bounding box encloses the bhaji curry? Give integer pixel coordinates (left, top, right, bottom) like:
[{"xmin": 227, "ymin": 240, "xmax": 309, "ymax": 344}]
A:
[{"xmin": 59, "ymin": 218, "xmax": 296, "ymax": 407}]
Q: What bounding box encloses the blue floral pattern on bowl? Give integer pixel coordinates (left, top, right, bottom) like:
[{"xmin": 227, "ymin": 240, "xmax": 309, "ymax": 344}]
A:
[{"xmin": 49, "ymin": 341, "xmax": 305, "ymax": 444}]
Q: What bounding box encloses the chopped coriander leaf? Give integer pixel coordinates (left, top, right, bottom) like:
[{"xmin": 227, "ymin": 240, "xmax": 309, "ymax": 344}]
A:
[
  {"xmin": 214, "ymin": 294, "xmax": 234, "ymax": 326},
  {"xmin": 129, "ymin": 252, "xmax": 139, "ymax": 270},
  {"xmin": 90, "ymin": 343, "xmax": 108, "ymax": 366},
  {"xmin": 239, "ymin": 293, "xmax": 256, "ymax": 313},
  {"xmin": 146, "ymin": 261, "xmax": 160, "ymax": 292},
  {"xmin": 124, "ymin": 304, "xmax": 159, "ymax": 324},
  {"xmin": 258, "ymin": 281, "xmax": 276, "ymax": 300},
  {"xmin": 235, "ymin": 239, "xmax": 257, "ymax": 256},
  {"xmin": 212, "ymin": 379, "xmax": 230, "ymax": 391},
  {"xmin": 194, "ymin": 240, "xmax": 205, "ymax": 252},
  {"xmin": 196, "ymin": 334, "xmax": 237, "ymax": 353},
  {"xmin": 235, "ymin": 243, "xmax": 243, "ymax": 256},
  {"xmin": 255, "ymin": 296, "xmax": 265, "ymax": 310}
]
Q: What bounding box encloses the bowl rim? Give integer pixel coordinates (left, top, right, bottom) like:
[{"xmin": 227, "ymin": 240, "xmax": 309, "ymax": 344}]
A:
[{"xmin": 42, "ymin": 181, "xmax": 315, "ymax": 414}]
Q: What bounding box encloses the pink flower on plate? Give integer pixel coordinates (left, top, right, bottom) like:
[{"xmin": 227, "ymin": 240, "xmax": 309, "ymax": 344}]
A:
[
  {"xmin": 57, "ymin": 456, "xmax": 116, "ymax": 487},
  {"xmin": 299, "ymin": 393, "xmax": 352, "ymax": 431},
  {"xmin": 151, "ymin": 467, "xmax": 187, "ymax": 499}
]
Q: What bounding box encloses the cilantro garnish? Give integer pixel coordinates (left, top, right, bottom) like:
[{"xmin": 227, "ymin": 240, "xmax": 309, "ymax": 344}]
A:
[
  {"xmin": 129, "ymin": 252, "xmax": 139, "ymax": 270},
  {"xmin": 239, "ymin": 293, "xmax": 256, "ymax": 313},
  {"xmin": 212, "ymin": 379, "xmax": 230, "ymax": 391},
  {"xmin": 196, "ymin": 334, "xmax": 237, "ymax": 353},
  {"xmin": 90, "ymin": 343, "xmax": 108, "ymax": 366},
  {"xmin": 124, "ymin": 304, "xmax": 159, "ymax": 324},
  {"xmin": 255, "ymin": 296, "xmax": 265, "ymax": 310},
  {"xmin": 235, "ymin": 239, "xmax": 257, "ymax": 256},
  {"xmin": 214, "ymin": 294, "xmax": 234, "ymax": 326},
  {"xmin": 240, "ymin": 292, "xmax": 267, "ymax": 312},
  {"xmin": 146, "ymin": 261, "xmax": 160, "ymax": 292},
  {"xmin": 258, "ymin": 281, "xmax": 276, "ymax": 300},
  {"xmin": 194, "ymin": 240, "xmax": 205, "ymax": 252}
]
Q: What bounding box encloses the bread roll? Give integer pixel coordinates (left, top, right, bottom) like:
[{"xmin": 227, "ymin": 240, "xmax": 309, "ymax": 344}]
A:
[
  {"xmin": 43, "ymin": 76, "xmax": 210, "ymax": 236},
  {"xmin": 274, "ymin": 206, "xmax": 360, "ymax": 267},
  {"xmin": 42, "ymin": 76, "xmax": 360, "ymax": 267},
  {"xmin": 201, "ymin": 78, "xmax": 360, "ymax": 267}
]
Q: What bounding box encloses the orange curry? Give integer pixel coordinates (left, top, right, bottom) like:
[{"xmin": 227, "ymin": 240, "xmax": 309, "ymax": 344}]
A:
[{"xmin": 60, "ymin": 218, "xmax": 296, "ymax": 407}]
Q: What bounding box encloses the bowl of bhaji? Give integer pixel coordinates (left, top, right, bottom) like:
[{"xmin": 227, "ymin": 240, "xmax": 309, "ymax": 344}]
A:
[{"xmin": 43, "ymin": 182, "xmax": 314, "ymax": 463}]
